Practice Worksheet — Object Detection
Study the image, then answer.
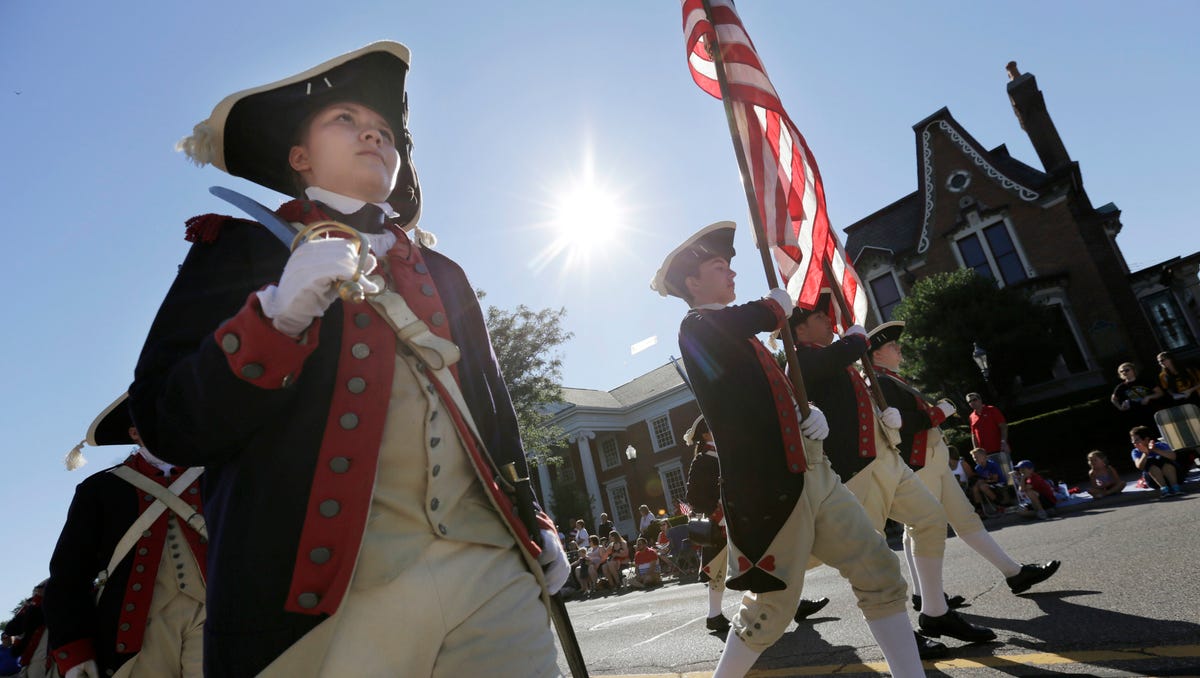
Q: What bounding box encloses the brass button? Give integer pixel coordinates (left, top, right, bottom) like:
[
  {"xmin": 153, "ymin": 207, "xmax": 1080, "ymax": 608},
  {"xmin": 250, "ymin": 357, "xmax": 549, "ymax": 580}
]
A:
[
  {"xmin": 117, "ymin": 643, "xmax": 126, "ymax": 651},
  {"xmin": 430, "ymin": 437, "xmax": 441, "ymax": 448},
  {"xmin": 415, "ymin": 263, "xmax": 428, "ymax": 274},
  {"xmin": 420, "ymin": 283, "xmax": 434, "ymax": 297},
  {"xmin": 220, "ymin": 333, "xmax": 240, "ymax": 354},
  {"xmin": 310, "ymin": 547, "xmax": 332, "ymax": 564},
  {"xmin": 354, "ymin": 313, "xmax": 370, "ymax": 328},
  {"xmin": 144, "ymin": 494, "xmax": 153, "ymax": 501},
  {"xmin": 58, "ymin": 652, "xmax": 68, "ymax": 659},
  {"xmin": 132, "ymin": 584, "xmax": 142, "ymax": 592},
  {"xmin": 120, "ymin": 623, "xmax": 130, "ymax": 631},
  {"xmin": 339, "ymin": 413, "xmax": 359, "ymax": 430},
  {"xmin": 281, "ymin": 374, "xmax": 294, "ymax": 388},
  {"xmin": 438, "ymin": 524, "xmax": 448, "ymax": 535},
  {"xmin": 432, "ymin": 464, "xmax": 441, "ymax": 477},
  {"xmin": 135, "ymin": 565, "xmax": 145, "ymax": 573},
  {"xmin": 125, "ymin": 603, "xmax": 135, "ymax": 611},
  {"xmin": 430, "ymin": 312, "xmax": 445, "ymax": 326},
  {"xmin": 347, "ymin": 377, "xmax": 367, "ymax": 394},
  {"xmin": 189, "ymin": 487, "xmax": 199, "ymax": 495},
  {"xmin": 351, "ymin": 343, "xmax": 370, "ymax": 359},
  {"xmin": 430, "ymin": 498, "xmax": 440, "ymax": 511},
  {"xmin": 430, "ymin": 410, "xmax": 438, "ymax": 421},
  {"xmin": 329, "ymin": 457, "xmax": 351, "ymax": 473},
  {"xmin": 241, "ymin": 363, "xmax": 265, "ymax": 379},
  {"xmin": 141, "ymin": 531, "xmax": 152, "ymax": 539},
  {"xmin": 319, "ymin": 500, "xmax": 340, "ymax": 518},
  {"xmin": 297, "ymin": 593, "xmax": 320, "ymax": 609}
]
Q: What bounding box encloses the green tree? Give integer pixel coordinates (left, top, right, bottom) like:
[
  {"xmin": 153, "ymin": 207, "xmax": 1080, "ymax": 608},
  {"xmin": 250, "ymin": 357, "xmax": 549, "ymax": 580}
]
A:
[
  {"xmin": 892, "ymin": 269, "xmax": 1059, "ymax": 401},
  {"xmin": 480, "ymin": 291, "xmax": 573, "ymax": 466}
]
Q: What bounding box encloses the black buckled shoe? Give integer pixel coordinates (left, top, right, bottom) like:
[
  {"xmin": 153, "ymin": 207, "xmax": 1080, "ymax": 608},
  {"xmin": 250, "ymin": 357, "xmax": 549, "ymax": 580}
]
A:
[
  {"xmin": 918, "ymin": 610, "xmax": 996, "ymax": 643},
  {"xmin": 912, "ymin": 592, "xmax": 966, "ymax": 611},
  {"xmin": 706, "ymin": 614, "xmax": 731, "ymax": 633},
  {"xmin": 915, "ymin": 632, "xmax": 949, "ymax": 660},
  {"xmin": 1006, "ymin": 560, "xmax": 1061, "ymax": 594},
  {"xmin": 793, "ymin": 597, "xmax": 831, "ymax": 622}
]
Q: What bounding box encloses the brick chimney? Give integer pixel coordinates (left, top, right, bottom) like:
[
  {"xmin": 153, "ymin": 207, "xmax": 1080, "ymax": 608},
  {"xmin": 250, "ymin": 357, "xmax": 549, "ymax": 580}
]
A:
[{"xmin": 1006, "ymin": 61, "xmax": 1072, "ymax": 174}]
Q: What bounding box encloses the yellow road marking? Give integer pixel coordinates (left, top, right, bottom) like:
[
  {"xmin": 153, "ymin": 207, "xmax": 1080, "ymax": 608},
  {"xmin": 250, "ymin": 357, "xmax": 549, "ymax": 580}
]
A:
[{"xmin": 594, "ymin": 644, "xmax": 1200, "ymax": 677}]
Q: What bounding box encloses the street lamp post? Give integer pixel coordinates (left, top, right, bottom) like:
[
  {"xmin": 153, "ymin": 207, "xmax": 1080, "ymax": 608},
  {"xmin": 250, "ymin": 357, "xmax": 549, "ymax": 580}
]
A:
[
  {"xmin": 625, "ymin": 445, "xmax": 637, "ymax": 461},
  {"xmin": 972, "ymin": 342, "xmax": 998, "ymax": 400}
]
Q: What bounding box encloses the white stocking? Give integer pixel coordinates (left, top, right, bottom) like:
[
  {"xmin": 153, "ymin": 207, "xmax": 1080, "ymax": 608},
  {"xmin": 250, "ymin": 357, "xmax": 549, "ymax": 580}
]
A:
[{"xmin": 865, "ymin": 611, "xmax": 925, "ymax": 678}]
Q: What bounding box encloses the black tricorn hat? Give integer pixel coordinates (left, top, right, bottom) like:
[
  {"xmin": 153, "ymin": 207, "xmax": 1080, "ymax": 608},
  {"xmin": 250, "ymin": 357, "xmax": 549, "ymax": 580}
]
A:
[
  {"xmin": 682, "ymin": 414, "xmax": 709, "ymax": 447},
  {"xmin": 651, "ymin": 221, "xmax": 736, "ymax": 300},
  {"xmin": 65, "ymin": 393, "xmax": 135, "ymax": 470},
  {"xmin": 787, "ymin": 292, "xmax": 832, "ymax": 332},
  {"xmin": 867, "ymin": 320, "xmax": 905, "ymax": 353},
  {"xmin": 177, "ymin": 41, "xmax": 421, "ymax": 227}
]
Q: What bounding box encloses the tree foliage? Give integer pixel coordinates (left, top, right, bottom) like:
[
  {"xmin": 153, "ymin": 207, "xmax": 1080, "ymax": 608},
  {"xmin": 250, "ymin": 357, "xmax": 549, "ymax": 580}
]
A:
[
  {"xmin": 480, "ymin": 291, "xmax": 574, "ymax": 465},
  {"xmin": 892, "ymin": 269, "xmax": 1059, "ymax": 401}
]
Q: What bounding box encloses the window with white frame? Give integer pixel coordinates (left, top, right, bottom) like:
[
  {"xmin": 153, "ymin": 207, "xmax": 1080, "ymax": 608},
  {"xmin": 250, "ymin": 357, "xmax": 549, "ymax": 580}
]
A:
[
  {"xmin": 953, "ymin": 218, "xmax": 1029, "ymax": 287},
  {"xmin": 556, "ymin": 458, "xmax": 576, "ymax": 483},
  {"xmin": 605, "ymin": 480, "xmax": 634, "ymax": 524},
  {"xmin": 599, "ymin": 437, "xmax": 621, "ymax": 470},
  {"xmin": 658, "ymin": 460, "xmax": 688, "ymax": 512},
  {"xmin": 650, "ymin": 415, "xmax": 675, "ymax": 451},
  {"xmin": 868, "ymin": 271, "xmax": 903, "ymax": 322}
]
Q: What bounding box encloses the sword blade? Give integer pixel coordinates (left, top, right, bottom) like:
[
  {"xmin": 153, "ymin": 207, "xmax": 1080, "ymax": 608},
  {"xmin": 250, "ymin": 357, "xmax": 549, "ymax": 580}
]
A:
[{"xmin": 208, "ymin": 186, "xmax": 297, "ymax": 248}]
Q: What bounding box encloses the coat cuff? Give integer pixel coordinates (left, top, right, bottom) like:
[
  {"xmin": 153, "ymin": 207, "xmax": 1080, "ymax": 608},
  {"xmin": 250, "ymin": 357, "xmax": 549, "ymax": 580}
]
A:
[
  {"xmin": 215, "ymin": 292, "xmax": 321, "ymax": 389},
  {"xmin": 929, "ymin": 409, "xmax": 948, "ymax": 427},
  {"xmin": 760, "ymin": 297, "xmax": 788, "ymax": 325},
  {"xmin": 52, "ymin": 638, "xmax": 95, "ymax": 675}
]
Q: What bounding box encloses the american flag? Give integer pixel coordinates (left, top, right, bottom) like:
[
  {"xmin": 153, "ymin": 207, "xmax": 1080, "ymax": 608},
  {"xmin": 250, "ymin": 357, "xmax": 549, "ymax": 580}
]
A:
[{"xmin": 682, "ymin": 0, "xmax": 868, "ymax": 329}]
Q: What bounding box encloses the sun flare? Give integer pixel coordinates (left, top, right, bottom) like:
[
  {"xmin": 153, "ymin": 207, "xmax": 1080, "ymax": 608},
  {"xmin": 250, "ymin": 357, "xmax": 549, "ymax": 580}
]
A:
[{"xmin": 528, "ymin": 160, "xmax": 633, "ymax": 276}]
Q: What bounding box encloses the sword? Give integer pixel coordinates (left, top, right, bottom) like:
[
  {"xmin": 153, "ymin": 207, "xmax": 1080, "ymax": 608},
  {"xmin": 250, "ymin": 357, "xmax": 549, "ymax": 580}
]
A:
[
  {"xmin": 209, "ymin": 186, "xmax": 297, "ymax": 247},
  {"xmin": 502, "ymin": 463, "xmax": 589, "ymax": 678}
]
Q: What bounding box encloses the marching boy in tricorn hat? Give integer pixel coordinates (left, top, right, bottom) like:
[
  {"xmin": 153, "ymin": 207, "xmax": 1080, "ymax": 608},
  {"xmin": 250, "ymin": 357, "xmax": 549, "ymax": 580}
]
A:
[
  {"xmin": 652, "ymin": 222, "xmax": 924, "ymax": 677},
  {"xmin": 130, "ymin": 42, "xmax": 568, "ymax": 677}
]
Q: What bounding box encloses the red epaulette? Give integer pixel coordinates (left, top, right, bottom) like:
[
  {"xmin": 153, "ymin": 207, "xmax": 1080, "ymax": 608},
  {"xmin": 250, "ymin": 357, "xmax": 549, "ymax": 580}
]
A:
[{"xmin": 184, "ymin": 213, "xmax": 236, "ymax": 244}]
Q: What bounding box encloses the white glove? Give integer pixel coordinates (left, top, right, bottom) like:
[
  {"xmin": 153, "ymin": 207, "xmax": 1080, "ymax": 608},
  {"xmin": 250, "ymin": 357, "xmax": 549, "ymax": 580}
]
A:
[
  {"xmin": 936, "ymin": 400, "xmax": 957, "ymax": 418},
  {"xmin": 879, "ymin": 407, "xmax": 902, "ymax": 430},
  {"xmin": 537, "ymin": 528, "xmax": 571, "ymax": 595},
  {"xmin": 798, "ymin": 404, "xmax": 829, "ymax": 441},
  {"xmin": 257, "ymin": 239, "xmax": 380, "ymax": 337},
  {"xmin": 765, "ymin": 288, "xmax": 793, "ymax": 313},
  {"xmin": 65, "ymin": 660, "xmax": 100, "ymax": 678},
  {"xmin": 844, "ymin": 324, "xmax": 867, "ymax": 340}
]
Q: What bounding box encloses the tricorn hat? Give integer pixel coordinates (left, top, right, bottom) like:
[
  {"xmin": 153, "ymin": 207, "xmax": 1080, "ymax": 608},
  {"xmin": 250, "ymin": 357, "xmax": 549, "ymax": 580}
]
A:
[
  {"xmin": 787, "ymin": 292, "xmax": 832, "ymax": 332},
  {"xmin": 64, "ymin": 393, "xmax": 135, "ymax": 470},
  {"xmin": 176, "ymin": 41, "xmax": 421, "ymax": 227},
  {"xmin": 867, "ymin": 320, "xmax": 904, "ymax": 353},
  {"xmin": 682, "ymin": 414, "xmax": 709, "ymax": 448},
  {"xmin": 651, "ymin": 221, "xmax": 736, "ymax": 299}
]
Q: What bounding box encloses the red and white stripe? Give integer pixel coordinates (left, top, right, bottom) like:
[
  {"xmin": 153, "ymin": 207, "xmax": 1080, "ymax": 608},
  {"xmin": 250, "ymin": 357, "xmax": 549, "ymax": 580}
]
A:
[{"xmin": 682, "ymin": 0, "xmax": 867, "ymax": 329}]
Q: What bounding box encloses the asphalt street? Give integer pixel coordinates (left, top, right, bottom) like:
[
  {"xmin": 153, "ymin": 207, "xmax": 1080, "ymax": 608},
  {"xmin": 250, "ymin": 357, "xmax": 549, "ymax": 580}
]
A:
[{"xmin": 552, "ymin": 472, "xmax": 1200, "ymax": 677}]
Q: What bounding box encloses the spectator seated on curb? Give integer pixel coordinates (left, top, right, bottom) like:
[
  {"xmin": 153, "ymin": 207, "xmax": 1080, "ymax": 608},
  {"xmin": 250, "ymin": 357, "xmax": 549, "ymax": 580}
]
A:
[
  {"xmin": 971, "ymin": 447, "xmax": 1016, "ymax": 515},
  {"xmin": 1130, "ymin": 426, "xmax": 1185, "ymax": 497},
  {"xmin": 1015, "ymin": 460, "xmax": 1057, "ymax": 520},
  {"xmin": 1086, "ymin": 450, "xmax": 1124, "ymax": 499},
  {"xmin": 629, "ymin": 538, "xmax": 662, "ymax": 589},
  {"xmin": 948, "ymin": 445, "xmax": 974, "ymax": 493}
]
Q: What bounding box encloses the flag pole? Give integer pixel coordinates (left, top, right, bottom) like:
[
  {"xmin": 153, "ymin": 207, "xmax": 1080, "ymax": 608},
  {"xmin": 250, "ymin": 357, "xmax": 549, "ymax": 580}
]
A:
[{"xmin": 698, "ymin": 0, "xmax": 811, "ymax": 417}]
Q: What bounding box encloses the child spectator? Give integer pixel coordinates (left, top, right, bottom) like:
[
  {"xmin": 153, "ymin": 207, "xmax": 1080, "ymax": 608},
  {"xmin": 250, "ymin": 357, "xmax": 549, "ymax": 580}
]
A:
[
  {"xmin": 630, "ymin": 538, "xmax": 661, "ymax": 589},
  {"xmin": 948, "ymin": 446, "xmax": 974, "ymax": 492},
  {"xmin": 1086, "ymin": 451, "xmax": 1124, "ymax": 498},
  {"xmin": 970, "ymin": 447, "xmax": 1007, "ymax": 510},
  {"xmin": 1014, "ymin": 460, "xmax": 1056, "ymax": 520},
  {"xmin": 1130, "ymin": 426, "xmax": 1184, "ymax": 497}
]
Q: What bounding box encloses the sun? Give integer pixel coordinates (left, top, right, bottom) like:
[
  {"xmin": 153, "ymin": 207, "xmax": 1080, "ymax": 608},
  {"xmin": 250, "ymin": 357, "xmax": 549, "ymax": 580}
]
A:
[{"xmin": 528, "ymin": 161, "xmax": 631, "ymax": 276}]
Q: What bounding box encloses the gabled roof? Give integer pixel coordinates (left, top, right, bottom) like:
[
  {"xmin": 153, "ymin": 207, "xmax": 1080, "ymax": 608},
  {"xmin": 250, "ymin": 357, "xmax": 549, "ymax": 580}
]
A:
[
  {"xmin": 843, "ymin": 108, "xmax": 1050, "ymax": 262},
  {"xmin": 557, "ymin": 361, "xmax": 689, "ymax": 411}
]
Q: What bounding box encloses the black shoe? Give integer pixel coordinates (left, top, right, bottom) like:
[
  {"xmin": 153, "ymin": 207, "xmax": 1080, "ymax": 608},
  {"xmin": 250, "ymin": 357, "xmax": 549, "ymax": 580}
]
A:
[
  {"xmin": 912, "ymin": 593, "xmax": 966, "ymax": 611},
  {"xmin": 1007, "ymin": 560, "xmax": 1061, "ymax": 594},
  {"xmin": 915, "ymin": 632, "xmax": 949, "ymax": 660},
  {"xmin": 793, "ymin": 596, "xmax": 831, "ymax": 622},
  {"xmin": 918, "ymin": 610, "xmax": 996, "ymax": 643},
  {"xmin": 706, "ymin": 614, "xmax": 731, "ymax": 633}
]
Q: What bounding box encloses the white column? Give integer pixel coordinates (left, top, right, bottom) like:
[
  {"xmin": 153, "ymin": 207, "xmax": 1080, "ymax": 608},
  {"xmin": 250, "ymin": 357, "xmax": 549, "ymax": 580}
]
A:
[
  {"xmin": 572, "ymin": 430, "xmax": 604, "ymax": 523},
  {"xmin": 536, "ymin": 460, "xmax": 555, "ymax": 520}
]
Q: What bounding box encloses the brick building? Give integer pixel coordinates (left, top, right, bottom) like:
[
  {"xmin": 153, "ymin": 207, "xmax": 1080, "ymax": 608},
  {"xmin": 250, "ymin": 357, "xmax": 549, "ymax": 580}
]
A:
[{"xmin": 847, "ymin": 62, "xmax": 1199, "ymax": 402}]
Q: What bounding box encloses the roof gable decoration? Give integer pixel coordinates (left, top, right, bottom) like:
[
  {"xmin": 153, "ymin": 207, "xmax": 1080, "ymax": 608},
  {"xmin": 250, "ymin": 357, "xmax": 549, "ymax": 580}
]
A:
[{"xmin": 918, "ymin": 119, "xmax": 1040, "ymax": 254}]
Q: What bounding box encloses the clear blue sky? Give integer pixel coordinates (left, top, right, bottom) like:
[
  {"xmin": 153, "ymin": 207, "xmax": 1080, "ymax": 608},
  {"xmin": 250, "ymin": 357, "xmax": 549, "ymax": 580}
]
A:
[{"xmin": 1, "ymin": 2, "xmax": 1196, "ymax": 612}]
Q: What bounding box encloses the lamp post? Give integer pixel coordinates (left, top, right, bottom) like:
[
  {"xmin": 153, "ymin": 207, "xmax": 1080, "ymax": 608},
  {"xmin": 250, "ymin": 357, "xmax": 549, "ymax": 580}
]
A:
[
  {"xmin": 971, "ymin": 343, "xmax": 990, "ymax": 381},
  {"xmin": 624, "ymin": 445, "xmax": 637, "ymax": 461}
]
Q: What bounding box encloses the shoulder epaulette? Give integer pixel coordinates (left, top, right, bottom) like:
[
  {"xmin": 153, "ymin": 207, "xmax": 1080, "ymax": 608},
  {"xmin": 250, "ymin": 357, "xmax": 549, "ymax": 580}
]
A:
[{"xmin": 184, "ymin": 213, "xmax": 237, "ymax": 244}]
